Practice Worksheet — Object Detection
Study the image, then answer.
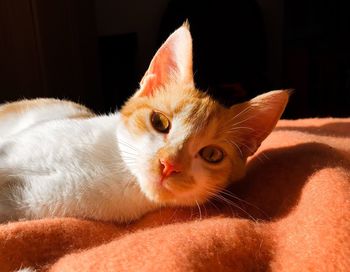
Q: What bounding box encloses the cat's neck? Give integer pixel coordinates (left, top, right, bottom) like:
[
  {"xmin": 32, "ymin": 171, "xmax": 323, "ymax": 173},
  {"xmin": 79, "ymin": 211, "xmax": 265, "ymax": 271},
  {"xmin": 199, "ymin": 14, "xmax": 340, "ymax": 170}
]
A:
[{"xmin": 84, "ymin": 114, "xmax": 160, "ymax": 221}]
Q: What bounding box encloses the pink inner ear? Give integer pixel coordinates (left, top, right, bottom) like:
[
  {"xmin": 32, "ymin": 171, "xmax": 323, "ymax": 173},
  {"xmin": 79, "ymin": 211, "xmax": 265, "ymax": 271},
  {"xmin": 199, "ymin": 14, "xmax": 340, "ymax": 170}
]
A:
[
  {"xmin": 140, "ymin": 46, "xmax": 178, "ymax": 96},
  {"xmin": 137, "ymin": 25, "xmax": 193, "ymax": 97},
  {"xmin": 229, "ymin": 90, "xmax": 290, "ymax": 157}
]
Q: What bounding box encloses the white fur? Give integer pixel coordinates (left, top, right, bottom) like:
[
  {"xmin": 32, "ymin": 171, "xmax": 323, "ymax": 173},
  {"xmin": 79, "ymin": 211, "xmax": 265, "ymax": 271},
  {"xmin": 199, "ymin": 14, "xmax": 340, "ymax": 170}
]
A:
[
  {"xmin": 0, "ymin": 105, "xmax": 158, "ymax": 222},
  {"xmin": 16, "ymin": 268, "xmax": 36, "ymax": 272},
  {"xmin": 0, "ymin": 100, "xmax": 89, "ymax": 139},
  {"xmin": 0, "ymin": 96, "xmax": 236, "ymax": 222},
  {"xmin": 0, "ymin": 25, "xmax": 248, "ymax": 223},
  {"xmin": 118, "ymin": 94, "xmax": 236, "ymax": 206}
]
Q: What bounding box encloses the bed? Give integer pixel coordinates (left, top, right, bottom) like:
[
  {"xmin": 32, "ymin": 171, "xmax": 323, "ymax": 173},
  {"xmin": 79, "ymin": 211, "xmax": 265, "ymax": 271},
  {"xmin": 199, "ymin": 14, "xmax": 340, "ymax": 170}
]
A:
[{"xmin": 1, "ymin": 118, "xmax": 349, "ymax": 271}]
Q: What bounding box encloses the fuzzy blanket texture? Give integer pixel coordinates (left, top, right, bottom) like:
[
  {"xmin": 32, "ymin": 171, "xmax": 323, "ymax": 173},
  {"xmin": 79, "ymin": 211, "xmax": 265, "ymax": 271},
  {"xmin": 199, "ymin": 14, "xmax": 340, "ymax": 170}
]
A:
[{"xmin": 0, "ymin": 118, "xmax": 349, "ymax": 272}]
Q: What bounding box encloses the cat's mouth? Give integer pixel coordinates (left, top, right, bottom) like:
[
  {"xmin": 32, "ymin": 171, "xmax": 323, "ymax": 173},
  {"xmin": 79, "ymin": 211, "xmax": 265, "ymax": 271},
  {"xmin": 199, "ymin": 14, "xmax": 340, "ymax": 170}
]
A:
[{"xmin": 143, "ymin": 175, "xmax": 199, "ymax": 205}]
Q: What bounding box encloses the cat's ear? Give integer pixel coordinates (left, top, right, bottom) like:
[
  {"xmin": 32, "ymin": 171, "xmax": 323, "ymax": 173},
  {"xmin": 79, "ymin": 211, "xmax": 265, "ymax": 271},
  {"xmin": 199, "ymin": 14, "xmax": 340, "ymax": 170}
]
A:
[
  {"xmin": 135, "ymin": 23, "xmax": 194, "ymax": 97},
  {"xmin": 229, "ymin": 90, "xmax": 290, "ymax": 157}
]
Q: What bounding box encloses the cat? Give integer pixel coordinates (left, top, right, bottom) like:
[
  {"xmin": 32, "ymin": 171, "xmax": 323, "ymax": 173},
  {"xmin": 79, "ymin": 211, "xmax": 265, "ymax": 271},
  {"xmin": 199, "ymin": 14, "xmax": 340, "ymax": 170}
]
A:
[{"xmin": 0, "ymin": 24, "xmax": 289, "ymax": 223}]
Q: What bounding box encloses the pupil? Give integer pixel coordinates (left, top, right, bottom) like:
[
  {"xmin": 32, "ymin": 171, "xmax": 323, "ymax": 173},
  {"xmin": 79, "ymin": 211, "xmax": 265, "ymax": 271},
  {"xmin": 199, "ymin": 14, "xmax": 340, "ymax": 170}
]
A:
[
  {"xmin": 200, "ymin": 146, "xmax": 223, "ymax": 163},
  {"xmin": 151, "ymin": 112, "xmax": 170, "ymax": 133},
  {"xmin": 209, "ymin": 149, "xmax": 215, "ymax": 160},
  {"xmin": 156, "ymin": 118, "xmax": 164, "ymax": 129}
]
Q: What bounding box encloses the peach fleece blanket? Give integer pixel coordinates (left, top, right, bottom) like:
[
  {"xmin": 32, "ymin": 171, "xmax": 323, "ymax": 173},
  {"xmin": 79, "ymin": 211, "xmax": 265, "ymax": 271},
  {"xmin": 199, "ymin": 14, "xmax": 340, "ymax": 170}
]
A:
[{"xmin": 0, "ymin": 118, "xmax": 349, "ymax": 272}]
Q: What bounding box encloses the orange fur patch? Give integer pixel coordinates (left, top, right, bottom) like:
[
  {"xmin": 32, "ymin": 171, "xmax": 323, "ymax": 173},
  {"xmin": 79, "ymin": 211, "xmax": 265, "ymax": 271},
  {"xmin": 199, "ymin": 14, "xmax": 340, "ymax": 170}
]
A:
[{"xmin": 120, "ymin": 85, "xmax": 220, "ymax": 136}]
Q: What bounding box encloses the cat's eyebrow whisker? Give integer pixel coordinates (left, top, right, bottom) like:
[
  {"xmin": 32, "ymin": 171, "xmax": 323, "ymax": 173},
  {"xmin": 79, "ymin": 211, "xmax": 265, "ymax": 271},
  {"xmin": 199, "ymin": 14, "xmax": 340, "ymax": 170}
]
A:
[
  {"xmin": 225, "ymin": 139, "xmax": 243, "ymax": 158},
  {"xmin": 257, "ymin": 151, "xmax": 270, "ymax": 161},
  {"xmin": 227, "ymin": 114, "xmax": 257, "ymax": 129},
  {"xmin": 226, "ymin": 137, "xmax": 269, "ymax": 163},
  {"xmin": 226, "ymin": 126, "xmax": 255, "ymax": 132},
  {"xmin": 237, "ymin": 141, "xmax": 268, "ymax": 163},
  {"xmin": 225, "ymin": 107, "xmax": 265, "ymax": 134},
  {"xmin": 229, "ymin": 105, "xmax": 254, "ymax": 122}
]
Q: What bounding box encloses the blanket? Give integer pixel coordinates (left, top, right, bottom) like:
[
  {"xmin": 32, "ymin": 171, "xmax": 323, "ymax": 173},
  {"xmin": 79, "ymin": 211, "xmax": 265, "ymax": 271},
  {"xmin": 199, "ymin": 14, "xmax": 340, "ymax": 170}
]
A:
[{"xmin": 0, "ymin": 118, "xmax": 349, "ymax": 271}]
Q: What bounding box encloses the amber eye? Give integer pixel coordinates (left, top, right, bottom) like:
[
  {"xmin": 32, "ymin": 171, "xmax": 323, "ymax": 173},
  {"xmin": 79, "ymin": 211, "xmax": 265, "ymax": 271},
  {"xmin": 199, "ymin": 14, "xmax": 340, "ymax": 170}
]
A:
[
  {"xmin": 150, "ymin": 111, "xmax": 171, "ymax": 133},
  {"xmin": 199, "ymin": 146, "xmax": 224, "ymax": 163}
]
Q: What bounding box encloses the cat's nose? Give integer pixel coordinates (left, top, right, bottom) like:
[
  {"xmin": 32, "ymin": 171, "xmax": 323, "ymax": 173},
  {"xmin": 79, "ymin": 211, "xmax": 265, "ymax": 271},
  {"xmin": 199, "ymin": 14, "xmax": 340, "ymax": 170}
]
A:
[{"xmin": 159, "ymin": 158, "xmax": 181, "ymax": 179}]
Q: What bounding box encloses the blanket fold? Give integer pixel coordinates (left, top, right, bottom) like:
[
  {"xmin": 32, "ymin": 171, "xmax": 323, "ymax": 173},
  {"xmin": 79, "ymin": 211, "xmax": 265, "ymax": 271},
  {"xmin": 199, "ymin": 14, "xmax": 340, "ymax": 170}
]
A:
[{"xmin": 0, "ymin": 118, "xmax": 349, "ymax": 271}]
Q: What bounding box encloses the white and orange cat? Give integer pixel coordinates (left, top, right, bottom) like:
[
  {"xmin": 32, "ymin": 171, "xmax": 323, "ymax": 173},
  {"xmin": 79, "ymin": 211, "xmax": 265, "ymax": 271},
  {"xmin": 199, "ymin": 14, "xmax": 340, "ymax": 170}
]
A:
[{"xmin": 0, "ymin": 24, "xmax": 289, "ymax": 223}]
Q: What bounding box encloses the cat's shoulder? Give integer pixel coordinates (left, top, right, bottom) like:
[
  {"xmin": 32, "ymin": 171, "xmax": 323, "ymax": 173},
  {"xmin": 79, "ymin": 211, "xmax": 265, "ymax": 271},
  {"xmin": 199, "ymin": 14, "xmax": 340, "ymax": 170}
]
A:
[{"xmin": 0, "ymin": 98, "xmax": 95, "ymax": 120}]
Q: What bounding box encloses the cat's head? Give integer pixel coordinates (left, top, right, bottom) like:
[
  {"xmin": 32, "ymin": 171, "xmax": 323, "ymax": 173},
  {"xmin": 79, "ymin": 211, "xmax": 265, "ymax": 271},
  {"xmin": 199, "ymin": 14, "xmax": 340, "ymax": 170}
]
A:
[{"xmin": 119, "ymin": 24, "xmax": 289, "ymax": 206}]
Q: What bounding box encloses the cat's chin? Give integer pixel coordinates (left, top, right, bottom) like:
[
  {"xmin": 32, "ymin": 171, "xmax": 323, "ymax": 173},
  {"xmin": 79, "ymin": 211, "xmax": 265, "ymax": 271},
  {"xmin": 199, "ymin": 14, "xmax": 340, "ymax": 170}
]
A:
[
  {"xmin": 141, "ymin": 180, "xmax": 205, "ymax": 207},
  {"xmin": 145, "ymin": 192, "xmax": 201, "ymax": 207},
  {"xmin": 142, "ymin": 182, "xmax": 178, "ymax": 204}
]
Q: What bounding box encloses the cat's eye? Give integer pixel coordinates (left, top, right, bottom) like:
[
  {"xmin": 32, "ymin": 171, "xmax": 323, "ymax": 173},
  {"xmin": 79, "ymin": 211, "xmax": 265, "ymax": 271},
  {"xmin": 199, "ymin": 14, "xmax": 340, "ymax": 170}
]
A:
[
  {"xmin": 150, "ymin": 111, "xmax": 171, "ymax": 133},
  {"xmin": 199, "ymin": 146, "xmax": 224, "ymax": 163}
]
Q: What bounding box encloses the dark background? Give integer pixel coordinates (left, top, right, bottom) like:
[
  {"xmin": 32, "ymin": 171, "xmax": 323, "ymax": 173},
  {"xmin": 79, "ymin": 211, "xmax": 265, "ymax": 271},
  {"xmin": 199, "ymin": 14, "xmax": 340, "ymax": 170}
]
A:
[{"xmin": 0, "ymin": 0, "xmax": 349, "ymax": 118}]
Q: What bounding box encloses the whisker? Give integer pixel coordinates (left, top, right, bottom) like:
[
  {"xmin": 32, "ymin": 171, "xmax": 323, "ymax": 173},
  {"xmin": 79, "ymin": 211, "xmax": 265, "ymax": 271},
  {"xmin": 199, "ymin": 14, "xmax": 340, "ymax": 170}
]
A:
[
  {"xmin": 226, "ymin": 126, "xmax": 255, "ymax": 132},
  {"xmin": 225, "ymin": 139, "xmax": 243, "ymax": 158},
  {"xmin": 202, "ymin": 202, "xmax": 208, "ymax": 217},
  {"xmin": 168, "ymin": 207, "xmax": 179, "ymax": 223},
  {"xmin": 202, "ymin": 184, "xmax": 258, "ymax": 222},
  {"xmin": 214, "ymin": 194, "xmax": 258, "ymax": 222},
  {"xmin": 220, "ymin": 189, "xmax": 269, "ymax": 219},
  {"xmin": 228, "ymin": 115, "xmax": 256, "ymax": 128},
  {"xmin": 256, "ymin": 151, "xmax": 270, "ymax": 162},
  {"xmin": 195, "ymin": 200, "xmax": 202, "ymax": 220},
  {"xmin": 117, "ymin": 139, "xmax": 138, "ymax": 151},
  {"xmin": 229, "ymin": 105, "xmax": 254, "ymax": 122},
  {"xmin": 207, "ymin": 199, "xmax": 221, "ymax": 214},
  {"xmin": 189, "ymin": 207, "xmax": 194, "ymax": 220},
  {"xmin": 119, "ymin": 150, "xmax": 138, "ymax": 156},
  {"xmin": 212, "ymin": 195, "xmax": 236, "ymax": 217}
]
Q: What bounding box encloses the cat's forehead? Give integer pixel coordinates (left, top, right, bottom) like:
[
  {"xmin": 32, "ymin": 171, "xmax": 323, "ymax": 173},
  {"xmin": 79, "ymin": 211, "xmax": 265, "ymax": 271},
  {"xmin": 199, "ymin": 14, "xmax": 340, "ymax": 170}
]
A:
[
  {"xmin": 120, "ymin": 85, "xmax": 224, "ymax": 138},
  {"xmin": 160, "ymin": 87, "xmax": 226, "ymax": 143},
  {"xmin": 151, "ymin": 85, "xmax": 218, "ymax": 124}
]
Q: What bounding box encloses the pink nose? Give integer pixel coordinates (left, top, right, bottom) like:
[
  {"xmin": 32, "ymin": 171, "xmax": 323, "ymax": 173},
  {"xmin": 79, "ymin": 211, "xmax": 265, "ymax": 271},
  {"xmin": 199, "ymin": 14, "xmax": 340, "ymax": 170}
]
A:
[{"xmin": 159, "ymin": 159, "xmax": 181, "ymax": 179}]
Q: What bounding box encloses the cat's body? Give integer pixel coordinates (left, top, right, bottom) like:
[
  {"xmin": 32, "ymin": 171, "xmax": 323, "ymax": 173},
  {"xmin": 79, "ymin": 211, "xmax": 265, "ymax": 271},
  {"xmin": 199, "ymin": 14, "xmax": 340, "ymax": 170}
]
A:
[
  {"xmin": 0, "ymin": 24, "xmax": 289, "ymax": 223},
  {"xmin": 0, "ymin": 101, "xmax": 155, "ymax": 222}
]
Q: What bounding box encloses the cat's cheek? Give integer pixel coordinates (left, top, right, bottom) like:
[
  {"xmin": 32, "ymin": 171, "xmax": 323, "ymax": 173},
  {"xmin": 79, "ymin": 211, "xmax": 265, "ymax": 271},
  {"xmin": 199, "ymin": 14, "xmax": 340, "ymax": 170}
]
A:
[
  {"xmin": 133, "ymin": 162, "xmax": 163, "ymax": 201},
  {"xmin": 189, "ymin": 159, "xmax": 211, "ymax": 187},
  {"xmin": 189, "ymin": 158, "xmax": 212, "ymax": 195},
  {"xmin": 136, "ymin": 176, "xmax": 157, "ymax": 200}
]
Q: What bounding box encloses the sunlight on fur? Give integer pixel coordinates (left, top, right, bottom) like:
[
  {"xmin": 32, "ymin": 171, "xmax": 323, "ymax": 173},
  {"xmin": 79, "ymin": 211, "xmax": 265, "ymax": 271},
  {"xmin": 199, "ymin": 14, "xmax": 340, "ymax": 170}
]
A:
[
  {"xmin": 118, "ymin": 23, "xmax": 289, "ymax": 207},
  {"xmin": 0, "ymin": 23, "xmax": 289, "ymax": 223}
]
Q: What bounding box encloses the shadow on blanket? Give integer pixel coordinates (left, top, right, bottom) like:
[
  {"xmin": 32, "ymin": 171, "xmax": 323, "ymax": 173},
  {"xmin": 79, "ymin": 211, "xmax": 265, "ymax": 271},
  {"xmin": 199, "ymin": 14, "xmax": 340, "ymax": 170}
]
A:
[{"xmin": 0, "ymin": 118, "xmax": 349, "ymax": 271}]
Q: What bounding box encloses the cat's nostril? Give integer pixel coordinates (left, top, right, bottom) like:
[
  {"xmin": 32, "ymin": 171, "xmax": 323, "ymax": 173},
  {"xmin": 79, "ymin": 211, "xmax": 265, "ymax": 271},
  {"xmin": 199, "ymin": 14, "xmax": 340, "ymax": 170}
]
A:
[{"xmin": 159, "ymin": 158, "xmax": 181, "ymax": 178}]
